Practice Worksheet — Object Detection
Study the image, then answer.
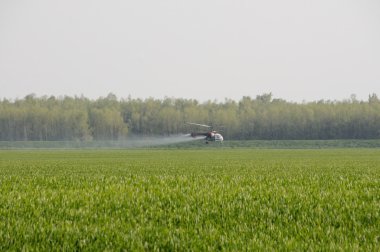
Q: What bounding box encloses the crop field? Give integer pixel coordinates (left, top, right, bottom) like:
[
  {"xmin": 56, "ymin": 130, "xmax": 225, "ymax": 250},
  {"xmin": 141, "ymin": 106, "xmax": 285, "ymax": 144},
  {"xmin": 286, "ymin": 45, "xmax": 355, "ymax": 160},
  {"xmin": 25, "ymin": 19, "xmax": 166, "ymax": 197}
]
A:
[{"xmin": 0, "ymin": 149, "xmax": 379, "ymax": 250}]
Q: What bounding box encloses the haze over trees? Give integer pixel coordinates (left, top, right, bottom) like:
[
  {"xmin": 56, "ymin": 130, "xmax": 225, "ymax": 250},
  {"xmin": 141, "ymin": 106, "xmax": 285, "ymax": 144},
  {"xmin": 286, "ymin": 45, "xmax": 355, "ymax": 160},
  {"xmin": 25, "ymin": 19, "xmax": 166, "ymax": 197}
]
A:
[{"xmin": 0, "ymin": 93, "xmax": 379, "ymax": 141}]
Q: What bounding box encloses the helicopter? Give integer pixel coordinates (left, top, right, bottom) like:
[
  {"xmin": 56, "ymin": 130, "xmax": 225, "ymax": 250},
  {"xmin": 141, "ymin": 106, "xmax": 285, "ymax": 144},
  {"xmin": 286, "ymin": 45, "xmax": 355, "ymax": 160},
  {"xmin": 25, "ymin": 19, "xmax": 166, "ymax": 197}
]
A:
[{"xmin": 186, "ymin": 122, "xmax": 224, "ymax": 144}]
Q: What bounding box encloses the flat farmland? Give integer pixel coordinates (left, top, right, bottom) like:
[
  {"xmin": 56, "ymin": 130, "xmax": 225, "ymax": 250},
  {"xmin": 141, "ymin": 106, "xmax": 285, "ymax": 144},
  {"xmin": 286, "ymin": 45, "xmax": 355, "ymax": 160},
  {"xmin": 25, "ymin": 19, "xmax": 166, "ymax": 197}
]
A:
[{"xmin": 0, "ymin": 149, "xmax": 379, "ymax": 250}]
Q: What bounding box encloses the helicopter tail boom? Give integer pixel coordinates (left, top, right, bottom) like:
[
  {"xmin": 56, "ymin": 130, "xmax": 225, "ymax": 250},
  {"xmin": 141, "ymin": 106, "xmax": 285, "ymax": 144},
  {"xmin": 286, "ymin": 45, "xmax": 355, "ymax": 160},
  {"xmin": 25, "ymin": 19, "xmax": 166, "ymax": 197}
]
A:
[{"xmin": 190, "ymin": 132, "xmax": 208, "ymax": 138}]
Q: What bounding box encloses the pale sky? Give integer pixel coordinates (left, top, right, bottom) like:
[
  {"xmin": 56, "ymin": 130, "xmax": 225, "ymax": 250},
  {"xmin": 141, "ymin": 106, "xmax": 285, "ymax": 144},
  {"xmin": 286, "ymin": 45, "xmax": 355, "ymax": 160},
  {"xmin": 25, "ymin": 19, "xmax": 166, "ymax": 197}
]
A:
[{"xmin": 1, "ymin": 0, "xmax": 379, "ymax": 102}]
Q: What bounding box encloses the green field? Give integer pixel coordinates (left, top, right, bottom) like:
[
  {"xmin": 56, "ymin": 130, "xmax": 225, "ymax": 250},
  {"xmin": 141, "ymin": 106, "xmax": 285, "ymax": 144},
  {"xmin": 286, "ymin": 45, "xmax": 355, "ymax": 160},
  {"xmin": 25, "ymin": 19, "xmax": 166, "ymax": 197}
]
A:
[
  {"xmin": 1, "ymin": 149, "xmax": 379, "ymax": 250},
  {"xmin": 2, "ymin": 139, "xmax": 380, "ymax": 149}
]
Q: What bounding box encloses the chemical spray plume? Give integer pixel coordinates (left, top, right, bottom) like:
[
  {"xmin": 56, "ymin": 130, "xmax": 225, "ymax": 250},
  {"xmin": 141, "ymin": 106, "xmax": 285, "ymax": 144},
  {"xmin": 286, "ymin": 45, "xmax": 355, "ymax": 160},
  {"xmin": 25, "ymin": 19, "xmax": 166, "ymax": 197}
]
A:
[{"xmin": 119, "ymin": 134, "xmax": 202, "ymax": 148}]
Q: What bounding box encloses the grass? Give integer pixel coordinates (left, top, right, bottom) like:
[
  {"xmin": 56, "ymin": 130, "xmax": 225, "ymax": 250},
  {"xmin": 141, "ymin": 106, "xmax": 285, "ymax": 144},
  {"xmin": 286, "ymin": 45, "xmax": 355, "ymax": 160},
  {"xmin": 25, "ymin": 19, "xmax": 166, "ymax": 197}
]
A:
[
  {"xmin": 1, "ymin": 139, "xmax": 380, "ymax": 149},
  {"xmin": 0, "ymin": 149, "xmax": 379, "ymax": 250}
]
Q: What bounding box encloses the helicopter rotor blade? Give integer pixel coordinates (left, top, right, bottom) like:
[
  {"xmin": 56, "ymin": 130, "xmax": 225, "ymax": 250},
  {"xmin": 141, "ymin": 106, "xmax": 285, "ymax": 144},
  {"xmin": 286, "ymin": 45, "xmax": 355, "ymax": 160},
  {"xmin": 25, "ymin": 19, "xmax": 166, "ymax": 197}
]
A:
[{"xmin": 186, "ymin": 122, "xmax": 212, "ymax": 128}]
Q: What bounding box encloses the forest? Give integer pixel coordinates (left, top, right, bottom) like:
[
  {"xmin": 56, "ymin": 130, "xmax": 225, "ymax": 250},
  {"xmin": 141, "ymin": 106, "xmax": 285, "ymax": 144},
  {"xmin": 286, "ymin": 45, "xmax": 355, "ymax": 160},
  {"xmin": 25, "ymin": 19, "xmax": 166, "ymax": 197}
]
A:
[{"xmin": 0, "ymin": 93, "xmax": 380, "ymax": 141}]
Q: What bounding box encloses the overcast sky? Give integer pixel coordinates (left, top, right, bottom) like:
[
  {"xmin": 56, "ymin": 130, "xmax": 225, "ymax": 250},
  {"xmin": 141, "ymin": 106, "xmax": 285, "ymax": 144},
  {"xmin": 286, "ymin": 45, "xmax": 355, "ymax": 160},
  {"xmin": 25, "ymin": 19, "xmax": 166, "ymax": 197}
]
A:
[{"xmin": 1, "ymin": 0, "xmax": 379, "ymax": 102}]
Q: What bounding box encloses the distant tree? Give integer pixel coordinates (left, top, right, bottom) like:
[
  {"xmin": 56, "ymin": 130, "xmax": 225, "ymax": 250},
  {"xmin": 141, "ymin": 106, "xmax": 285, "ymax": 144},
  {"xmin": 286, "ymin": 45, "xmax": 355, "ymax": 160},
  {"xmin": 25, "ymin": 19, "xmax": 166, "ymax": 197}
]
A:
[{"xmin": 1, "ymin": 93, "xmax": 380, "ymax": 141}]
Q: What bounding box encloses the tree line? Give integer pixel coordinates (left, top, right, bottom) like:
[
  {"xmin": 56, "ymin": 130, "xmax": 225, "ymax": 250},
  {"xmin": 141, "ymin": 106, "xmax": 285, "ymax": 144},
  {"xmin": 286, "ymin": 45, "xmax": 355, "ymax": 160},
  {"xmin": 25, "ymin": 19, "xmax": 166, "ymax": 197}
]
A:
[{"xmin": 0, "ymin": 93, "xmax": 379, "ymax": 141}]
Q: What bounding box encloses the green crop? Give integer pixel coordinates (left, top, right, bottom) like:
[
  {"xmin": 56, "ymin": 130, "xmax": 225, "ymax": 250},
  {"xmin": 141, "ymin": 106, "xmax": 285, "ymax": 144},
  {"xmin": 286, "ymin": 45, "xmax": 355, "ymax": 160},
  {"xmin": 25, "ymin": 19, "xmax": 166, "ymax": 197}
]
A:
[{"xmin": 0, "ymin": 149, "xmax": 379, "ymax": 250}]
